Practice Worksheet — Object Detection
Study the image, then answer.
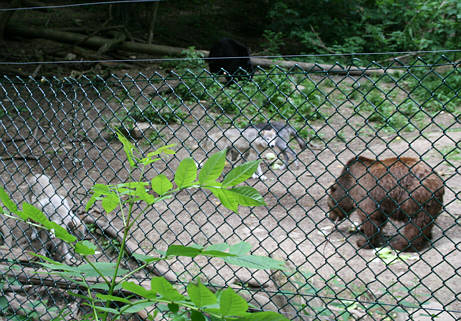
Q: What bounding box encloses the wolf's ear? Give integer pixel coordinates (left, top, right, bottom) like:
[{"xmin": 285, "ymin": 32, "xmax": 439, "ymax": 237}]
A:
[{"xmin": 261, "ymin": 129, "xmax": 276, "ymax": 141}]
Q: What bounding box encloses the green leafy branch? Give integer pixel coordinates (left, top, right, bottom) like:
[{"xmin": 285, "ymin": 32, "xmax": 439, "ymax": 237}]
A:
[{"xmin": 0, "ymin": 131, "xmax": 288, "ymax": 320}]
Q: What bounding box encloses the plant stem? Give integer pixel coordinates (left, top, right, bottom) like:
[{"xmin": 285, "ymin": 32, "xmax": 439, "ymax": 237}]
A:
[
  {"xmin": 110, "ymin": 201, "xmax": 134, "ymax": 291},
  {"xmin": 83, "ymin": 276, "xmax": 100, "ymax": 321},
  {"xmin": 82, "ymin": 256, "xmax": 111, "ymax": 286},
  {"xmin": 101, "ymin": 195, "xmax": 134, "ymax": 320}
]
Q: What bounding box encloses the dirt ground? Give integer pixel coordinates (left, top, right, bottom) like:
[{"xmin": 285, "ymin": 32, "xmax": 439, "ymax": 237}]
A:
[{"xmin": 0, "ymin": 74, "xmax": 460, "ymax": 320}]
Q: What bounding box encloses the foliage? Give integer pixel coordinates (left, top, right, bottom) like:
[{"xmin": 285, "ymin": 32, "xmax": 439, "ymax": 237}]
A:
[
  {"xmin": 407, "ymin": 69, "xmax": 461, "ymax": 114},
  {"xmin": 0, "ymin": 132, "xmax": 288, "ymax": 321},
  {"xmin": 286, "ymin": 269, "xmax": 428, "ymax": 320},
  {"xmin": 439, "ymin": 143, "xmax": 461, "ymax": 167},
  {"xmin": 177, "ymin": 46, "xmax": 207, "ymax": 71},
  {"xmin": 128, "ymin": 100, "xmax": 188, "ymax": 125},
  {"xmin": 261, "ymin": 30, "xmax": 286, "ymax": 55},
  {"xmin": 264, "ymin": 0, "xmax": 460, "ymax": 56},
  {"xmin": 173, "ymin": 63, "xmax": 325, "ymax": 124}
]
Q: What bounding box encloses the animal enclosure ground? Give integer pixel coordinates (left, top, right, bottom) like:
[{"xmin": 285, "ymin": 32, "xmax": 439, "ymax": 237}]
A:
[{"xmin": 0, "ymin": 72, "xmax": 460, "ymax": 320}]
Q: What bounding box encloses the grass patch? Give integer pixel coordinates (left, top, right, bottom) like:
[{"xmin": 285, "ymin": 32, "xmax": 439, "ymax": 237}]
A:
[
  {"xmin": 439, "ymin": 145, "xmax": 461, "ymax": 167},
  {"xmin": 128, "ymin": 101, "xmax": 189, "ymax": 125}
]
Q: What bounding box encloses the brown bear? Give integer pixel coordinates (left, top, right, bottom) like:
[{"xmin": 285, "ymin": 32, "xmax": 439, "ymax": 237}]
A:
[{"xmin": 328, "ymin": 156, "xmax": 445, "ymax": 252}]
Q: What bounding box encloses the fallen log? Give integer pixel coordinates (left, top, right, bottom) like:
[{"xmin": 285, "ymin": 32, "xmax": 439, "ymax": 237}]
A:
[
  {"xmin": 6, "ymin": 23, "xmax": 388, "ymax": 75},
  {"xmin": 251, "ymin": 57, "xmax": 386, "ymax": 76},
  {"xmin": 6, "ymin": 23, "xmax": 188, "ymax": 57}
]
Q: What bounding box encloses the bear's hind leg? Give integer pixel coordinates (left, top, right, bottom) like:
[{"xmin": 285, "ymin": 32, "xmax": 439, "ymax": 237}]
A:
[{"xmin": 391, "ymin": 214, "xmax": 434, "ymax": 252}]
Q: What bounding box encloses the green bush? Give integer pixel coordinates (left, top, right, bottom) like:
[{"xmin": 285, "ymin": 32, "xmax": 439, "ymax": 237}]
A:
[
  {"xmin": 129, "ymin": 100, "xmax": 188, "ymax": 124},
  {"xmin": 264, "ymin": 0, "xmax": 460, "ymax": 57}
]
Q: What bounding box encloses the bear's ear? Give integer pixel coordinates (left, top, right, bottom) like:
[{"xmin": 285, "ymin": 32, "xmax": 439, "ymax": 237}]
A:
[{"xmin": 329, "ymin": 185, "xmax": 336, "ymax": 193}]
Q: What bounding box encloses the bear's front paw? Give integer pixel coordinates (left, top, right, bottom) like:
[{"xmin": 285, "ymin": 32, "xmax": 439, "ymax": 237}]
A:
[
  {"xmin": 357, "ymin": 238, "xmax": 374, "ymax": 249},
  {"xmin": 391, "ymin": 239, "xmax": 424, "ymax": 252}
]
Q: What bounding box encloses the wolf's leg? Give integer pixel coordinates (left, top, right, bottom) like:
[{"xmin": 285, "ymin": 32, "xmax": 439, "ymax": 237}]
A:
[
  {"xmin": 286, "ymin": 147, "xmax": 299, "ymax": 168},
  {"xmin": 247, "ymin": 150, "xmax": 267, "ymax": 180}
]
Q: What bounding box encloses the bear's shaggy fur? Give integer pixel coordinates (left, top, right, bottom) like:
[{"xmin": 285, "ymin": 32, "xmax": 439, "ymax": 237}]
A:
[{"xmin": 328, "ymin": 156, "xmax": 444, "ymax": 252}]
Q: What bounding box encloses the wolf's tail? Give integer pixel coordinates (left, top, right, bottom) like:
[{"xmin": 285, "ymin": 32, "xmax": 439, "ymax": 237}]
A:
[{"xmin": 290, "ymin": 127, "xmax": 307, "ymax": 150}]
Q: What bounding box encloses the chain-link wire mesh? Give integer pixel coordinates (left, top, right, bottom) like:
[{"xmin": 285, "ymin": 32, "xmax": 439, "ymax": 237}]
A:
[{"xmin": 0, "ymin": 52, "xmax": 460, "ymax": 320}]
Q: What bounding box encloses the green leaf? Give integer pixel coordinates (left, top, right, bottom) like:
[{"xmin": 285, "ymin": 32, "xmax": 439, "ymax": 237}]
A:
[
  {"xmin": 31, "ymin": 253, "xmax": 66, "ymax": 266},
  {"xmin": 132, "ymin": 183, "xmax": 155, "ymax": 204},
  {"xmin": 122, "ymin": 281, "xmax": 156, "ymax": 299},
  {"xmin": 151, "ymin": 174, "xmax": 173, "ymax": 195},
  {"xmin": 209, "ymin": 188, "xmax": 239, "ymax": 213},
  {"xmin": 224, "ymin": 256, "xmax": 286, "ymax": 270},
  {"xmin": 205, "ymin": 243, "xmax": 229, "ymax": 252},
  {"xmin": 151, "ymin": 277, "xmax": 184, "ymax": 301},
  {"xmin": 228, "ymin": 242, "xmax": 251, "ymax": 256},
  {"xmin": 168, "ymin": 303, "xmax": 179, "ymax": 313},
  {"xmin": 140, "ymin": 144, "xmax": 176, "ymax": 166},
  {"xmin": 198, "ymin": 150, "xmax": 226, "ymax": 185},
  {"xmin": 148, "ymin": 144, "xmax": 176, "ymax": 156},
  {"xmin": 139, "ymin": 156, "xmax": 160, "ymax": 166},
  {"xmin": 0, "ymin": 187, "xmax": 17, "ymax": 214},
  {"xmin": 75, "ymin": 241, "xmax": 97, "ymax": 255},
  {"xmin": 190, "ymin": 310, "xmax": 206, "ymax": 321},
  {"xmin": 239, "ymin": 311, "xmax": 290, "ymax": 321},
  {"xmin": 201, "ymin": 243, "xmax": 235, "ymax": 258},
  {"xmin": 228, "ymin": 186, "xmax": 265, "ymax": 207},
  {"xmin": 132, "ymin": 253, "xmax": 162, "ymax": 264},
  {"xmin": 93, "ymin": 183, "xmax": 111, "ymax": 194},
  {"xmin": 21, "ymin": 202, "xmax": 50, "ymax": 226},
  {"xmin": 166, "ymin": 245, "xmax": 202, "ymax": 258},
  {"xmin": 84, "ymin": 282, "xmax": 110, "ymax": 291},
  {"xmin": 219, "ymin": 288, "xmax": 248, "ymax": 317},
  {"xmin": 48, "ymin": 262, "xmax": 127, "ymax": 277},
  {"xmin": 187, "ymin": 280, "xmax": 217, "ymax": 308},
  {"xmin": 222, "ymin": 160, "xmax": 260, "ymax": 187},
  {"xmin": 0, "ymin": 296, "xmax": 9, "ymax": 312},
  {"xmin": 21, "ymin": 203, "xmax": 76, "ymax": 243},
  {"xmin": 101, "ymin": 193, "xmax": 120, "ymax": 213},
  {"xmin": 86, "ymin": 184, "xmax": 110, "ymax": 211},
  {"xmin": 174, "ymin": 158, "xmax": 197, "ymax": 188},
  {"xmin": 91, "ymin": 305, "xmax": 120, "ymax": 314},
  {"xmin": 49, "ymin": 221, "xmax": 77, "ymax": 243},
  {"xmin": 115, "ymin": 182, "xmax": 148, "ymax": 196},
  {"xmin": 89, "ymin": 262, "xmax": 128, "ymax": 277},
  {"xmin": 200, "ymin": 250, "xmax": 236, "ymax": 258},
  {"xmin": 117, "ymin": 130, "xmax": 137, "ymax": 168},
  {"xmin": 95, "ymin": 294, "xmax": 131, "ymax": 304}
]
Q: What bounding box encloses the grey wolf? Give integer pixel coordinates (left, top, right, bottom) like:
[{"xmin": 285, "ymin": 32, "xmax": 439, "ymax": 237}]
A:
[
  {"xmin": 208, "ymin": 127, "xmax": 277, "ymax": 180},
  {"xmin": 27, "ymin": 174, "xmax": 84, "ymax": 234},
  {"xmin": 1, "ymin": 175, "xmax": 84, "ymax": 263},
  {"xmin": 208, "ymin": 38, "xmax": 254, "ymax": 82},
  {"xmin": 27, "ymin": 174, "xmax": 85, "ymax": 262},
  {"xmin": 328, "ymin": 156, "xmax": 444, "ymax": 252},
  {"xmin": 253, "ymin": 121, "xmax": 306, "ymax": 169}
]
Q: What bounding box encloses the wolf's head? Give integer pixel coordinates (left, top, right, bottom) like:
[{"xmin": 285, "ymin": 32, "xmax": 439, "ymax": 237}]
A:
[{"xmin": 260, "ymin": 129, "xmax": 277, "ymax": 148}]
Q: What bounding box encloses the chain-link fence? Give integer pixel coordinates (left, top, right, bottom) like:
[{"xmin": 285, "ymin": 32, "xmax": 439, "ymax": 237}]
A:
[{"xmin": 0, "ymin": 52, "xmax": 460, "ymax": 320}]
